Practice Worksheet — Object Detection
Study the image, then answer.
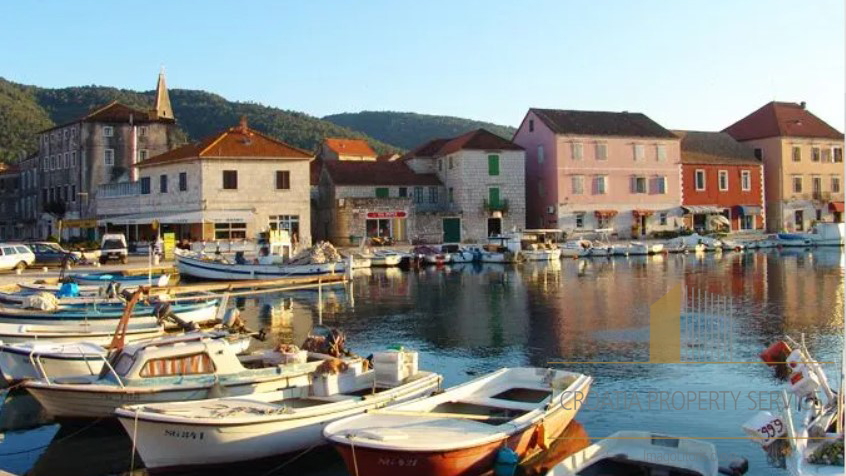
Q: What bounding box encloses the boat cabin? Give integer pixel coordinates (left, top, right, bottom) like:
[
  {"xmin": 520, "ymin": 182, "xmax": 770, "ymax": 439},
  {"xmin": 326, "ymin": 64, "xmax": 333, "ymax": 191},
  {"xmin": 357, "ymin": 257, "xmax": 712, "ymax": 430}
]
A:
[{"xmin": 110, "ymin": 334, "xmax": 249, "ymax": 380}]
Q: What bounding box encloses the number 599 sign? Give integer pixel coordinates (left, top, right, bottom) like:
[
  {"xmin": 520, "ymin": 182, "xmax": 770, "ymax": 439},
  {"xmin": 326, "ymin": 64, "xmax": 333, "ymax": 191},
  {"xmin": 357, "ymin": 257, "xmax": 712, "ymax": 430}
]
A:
[{"xmin": 742, "ymin": 411, "xmax": 786, "ymax": 446}]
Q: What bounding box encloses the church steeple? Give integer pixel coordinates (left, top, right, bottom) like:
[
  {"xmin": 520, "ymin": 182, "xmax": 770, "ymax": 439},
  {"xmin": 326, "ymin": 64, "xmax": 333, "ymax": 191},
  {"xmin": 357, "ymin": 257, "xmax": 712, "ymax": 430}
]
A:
[{"xmin": 151, "ymin": 68, "xmax": 174, "ymax": 120}]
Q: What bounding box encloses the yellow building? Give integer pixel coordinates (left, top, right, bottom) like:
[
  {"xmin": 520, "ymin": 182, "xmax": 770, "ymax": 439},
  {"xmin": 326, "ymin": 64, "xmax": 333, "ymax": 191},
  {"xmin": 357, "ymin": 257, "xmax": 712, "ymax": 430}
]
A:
[{"xmin": 724, "ymin": 101, "xmax": 844, "ymax": 232}]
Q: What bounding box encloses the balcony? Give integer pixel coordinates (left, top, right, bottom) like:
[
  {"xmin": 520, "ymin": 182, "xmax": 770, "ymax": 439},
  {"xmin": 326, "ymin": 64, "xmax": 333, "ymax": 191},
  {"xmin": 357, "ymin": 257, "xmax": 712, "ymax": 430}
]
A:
[
  {"xmin": 99, "ymin": 181, "xmax": 141, "ymax": 198},
  {"xmin": 483, "ymin": 199, "xmax": 509, "ymax": 213}
]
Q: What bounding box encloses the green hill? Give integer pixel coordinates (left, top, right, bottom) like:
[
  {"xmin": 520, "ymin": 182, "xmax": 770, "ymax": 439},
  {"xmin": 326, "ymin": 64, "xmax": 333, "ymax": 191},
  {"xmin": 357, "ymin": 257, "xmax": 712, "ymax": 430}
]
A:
[
  {"xmin": 0, "ymin": 79, "xmax": 403, "ymax": 162},
  {"xmin": 323, "ymin": 111, "xmax": 516, "ymax": 149}
]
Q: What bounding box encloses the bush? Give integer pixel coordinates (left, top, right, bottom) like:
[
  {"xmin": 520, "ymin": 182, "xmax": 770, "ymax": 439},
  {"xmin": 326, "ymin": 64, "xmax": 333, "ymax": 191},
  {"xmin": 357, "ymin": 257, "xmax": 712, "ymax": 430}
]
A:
[{"xmin": 650, "ymin": 230, "xmax": 681, "ymax": 240}]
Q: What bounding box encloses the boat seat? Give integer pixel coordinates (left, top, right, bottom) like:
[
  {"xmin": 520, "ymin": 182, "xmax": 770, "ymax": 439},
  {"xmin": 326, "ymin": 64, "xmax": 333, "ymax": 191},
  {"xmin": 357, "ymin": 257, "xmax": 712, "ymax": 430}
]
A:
[{"xmin": 456, "ymin": 396, "xmax": 541, "ymax": 412}]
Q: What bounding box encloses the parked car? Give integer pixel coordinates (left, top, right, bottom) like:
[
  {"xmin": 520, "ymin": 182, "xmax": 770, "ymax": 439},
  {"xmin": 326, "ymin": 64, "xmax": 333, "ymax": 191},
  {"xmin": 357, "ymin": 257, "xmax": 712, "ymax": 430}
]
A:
[
  {"xmin": 100, "ymin": 234, "xmax": 128, "ymax": 264},
  {"xmin": 0, "ymin": 244, "xmax": 36, "ymax": 271},
  {"xmin": 26, "ymin": 242, "xmax": 81, "ymax": 268}
]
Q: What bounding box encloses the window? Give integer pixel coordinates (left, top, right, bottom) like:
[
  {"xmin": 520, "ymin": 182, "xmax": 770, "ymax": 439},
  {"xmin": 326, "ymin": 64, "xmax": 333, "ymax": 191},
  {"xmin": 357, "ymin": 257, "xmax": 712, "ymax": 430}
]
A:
[
  {"xmin": 633, "ymin": 176, "xmax": 647, "ymax": 194},
  {"xmin": 103, "ymin": 126, "xmax": 114, "ymax": 137},
  {"xmin": 71, "ymin": 185, "xmax": 76, "ymax": 201},
  {"xmin": 487, "ymin": 154, "xmax": 500, "ymax": 175},
  {"xmin": 529, "ymin": 119, "xmax": 534, "ymax": 132},
  {"xmin": 816, "ymin": 209, "xmax": 822, "ymax": 221},
  {"xmin": 214, "ymin": 222, "xmax": 247, "ymax": 240},
  {"xmin": 655, "ymin": 176, "xmax": 667, "ymax": 194},
  {"xmin": 448, "ymin": 187, "xmax": 454, "ymax": 203},
  {"xmin": 179, "ymin": 172, "xmax": 187, "ymax": 191},
  {"xmin": 139, "ymin": 126, "xmax": 147, "ymax": 137},
  {"xmin": 52, "ymin": 155, "xmax": 57, "ymax": 169},
  {"xmin": 398, "ymin": 187, "xmax": 408, "ymax": 198},
  {"xmin": 754, "ymin": 148, "xmax": 763, "ymax": 160},
  {"xmin": 659, "ymin": 213, "xmax": 668, "ymax": 226},
  {"xmin": 832, "ymin": 176, "xmax": 841, "ymax": 193},
  {"xmin": 792, "ymin": 176, "xmax": 803, "ymax": 194},
  {"xmin": 695, "ymin": 169, "xmax": 706, "ymax": 191},
  {"xmin": 633, "ymin": 144, "xmax": 645, "ymax": 161},
  {"xmin": 70, "ymin": 151, "xmax": 76, "ymax": 168},
  {"xmin": 812, "ymin": 147, "xmax": 821, "ymax": 162},
  {"xmin": 375, "ymin": 187, "xmax": 389, "ymax": 198},
  {"xmin": 537, "ymin": 145, "xmax": 544, "ymax": 164},
  {"xmin": 438, "ymin": 159, "xmax": 442, "ymax": 171},
  {"xmin": 104, "ymin": 149, "xmax": 114, "ymax": 166},
  {"xmin": 268, "ymin": 215, "xmax": 300, "ymax": 238},
  {"xmin": 812, "ymin": 176, "xmax": 822, "ymax": 195},
  {"xmin": 488, "ymin": 187, "xmax": 501, "ymax": 206},
  {"xmin": 222, "ymin": 170, "xmax": 238, "ymax": 190},
  {"xmin": 792, "ymin": 146, "xmax": 801, "ymax": 162},
  {"xmin": 575, "ymin": 212, "xmax": 585, "ymax": 229},
  {"xmin": 414, "ymin": 186, "xmax": 423, "ymax": 204},
  {"xmin": 741, "ymin": 214, "xmax": 754, "ymax": 230},
  {"xmin": 741, "ymin": 171, "xmax": 751, "ymax": 191},
  {"xmin": 571, "ymin": 143, "xmax": 583, "ymax": 160},
  {"xmin": 140, "ymin": 177, "xmax": 151, "ymax": 195},
  {"xmin": 429, "ymin": 186, "xmax": 438, "ymax": 203},
  {"xmin": 595, "ymin": 143, "xmax": 607, "ymax": 160},
  {"xmin": 276, "ymin": 171, "xmax": 291, "ymax": 190},
  {"xmin": 822, "ymin": 148, "xmax": 832, "ymax": 162},
  {"xmin": 594, "ymin": 176, "xmax": 607, "ymax": 195},
  {"xmin": 159, "ymin": 174, "xmax": 168, "ymax": 193},
  {"xmin": 835, "ymin": 147, "xmax": 843, "ymax": 163},
  {"xmin": 448, "ymin": 156, "xmax": 454, "ymax": 169},
  {"xmin": 571, "ymin": 175, "xmax": 584, "ymax": 195},
  {"xmin": 656, "ymin": 145, "xmax": 667, "ymax": 162},
  {"xmin": 63, "ymin": 152, "xmax": 69, "ymax": 168},
  {"xmin": 139, "ymin": 149, "xmax": 148, "ymax": 161},
  {"xmin": 718, "ymin": 170, "xmax": 728, "ymax": 191}
]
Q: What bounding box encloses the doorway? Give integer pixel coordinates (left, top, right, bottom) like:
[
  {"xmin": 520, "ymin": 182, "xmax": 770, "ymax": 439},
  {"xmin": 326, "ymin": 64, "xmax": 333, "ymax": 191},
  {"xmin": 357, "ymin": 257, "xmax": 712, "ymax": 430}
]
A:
[
  {"xmin": 487, "ymin": 218, "xmax": 502, "ymax": 237},
  {"xmin": 366, "ymin": 219, "xmax": 392, "ymax": 239},
  {"xmin": 639, "ymin": 215, "xmax": 648, "ymax": 236},
  {"xmin": 794, "ymin": 210, "xmax": 804, "ymax": 231},
  {"xmin": 442, "ymin": 218, "xmax": 461, "ymax": 243}
]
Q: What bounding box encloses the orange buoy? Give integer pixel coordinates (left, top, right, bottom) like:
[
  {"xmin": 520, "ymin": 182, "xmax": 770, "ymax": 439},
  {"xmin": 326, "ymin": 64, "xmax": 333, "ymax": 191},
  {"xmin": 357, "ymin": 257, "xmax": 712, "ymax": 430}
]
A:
[{"xmin": 760, "ymin": 341, "xmax": 791, "ymax": 366}]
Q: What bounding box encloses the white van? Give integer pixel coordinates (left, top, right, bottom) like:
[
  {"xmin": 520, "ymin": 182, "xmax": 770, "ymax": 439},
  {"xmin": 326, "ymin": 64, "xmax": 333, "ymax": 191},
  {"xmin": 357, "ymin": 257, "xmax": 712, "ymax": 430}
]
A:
[
  {"xmin": 100, "ymin": 234, "xmax": 129, "ymax": 264},
  {"xmin": 0, "ymin": 244, "xmax": 36, "ymax": 271}
]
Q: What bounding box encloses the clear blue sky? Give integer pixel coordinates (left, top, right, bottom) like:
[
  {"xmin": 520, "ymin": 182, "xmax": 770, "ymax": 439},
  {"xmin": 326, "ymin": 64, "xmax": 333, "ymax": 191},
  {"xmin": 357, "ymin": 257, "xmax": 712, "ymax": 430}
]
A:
[{"xmin": 1, "ymin": 0, "xmax": 843, "ymax": 131}]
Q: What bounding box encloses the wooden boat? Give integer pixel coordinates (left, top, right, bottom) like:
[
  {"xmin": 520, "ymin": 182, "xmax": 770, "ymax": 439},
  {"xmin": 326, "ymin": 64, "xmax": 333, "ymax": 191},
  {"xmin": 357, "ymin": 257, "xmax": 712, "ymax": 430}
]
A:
[
  {"xmin": 0, "ymin": 298, "xmax": 219, "ymax": 326},
  {"xmin": 24, "ymin": 332, "xmax": 353, "ymax": 418},
  {"xmin": 175, "ymin": 250, "xmax": 343, "ymax": 280},
  {"xmin": 546, "ymin": 430, "xmax": 745, "ymax": 475},
  {"xmin": 0, "ymin": 331, "xmax": 252, "ymax": 384},
  {"xmin": 71, "ymin": 272, "xmax": 171, "ymax": 287},
  {"xmin": 114, "ymin": 350, "xmax": 442, "ymax": 471},
  {"xmin": 323, "ymin": 367, "xmax": 592, "ymax": 476}
]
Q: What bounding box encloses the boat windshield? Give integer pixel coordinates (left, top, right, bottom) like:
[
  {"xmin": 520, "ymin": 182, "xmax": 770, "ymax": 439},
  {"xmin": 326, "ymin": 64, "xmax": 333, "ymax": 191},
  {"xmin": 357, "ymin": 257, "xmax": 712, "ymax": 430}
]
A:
[{"xmin": 112, "ymin": 353, "xmax": 136, "ymax": 377}]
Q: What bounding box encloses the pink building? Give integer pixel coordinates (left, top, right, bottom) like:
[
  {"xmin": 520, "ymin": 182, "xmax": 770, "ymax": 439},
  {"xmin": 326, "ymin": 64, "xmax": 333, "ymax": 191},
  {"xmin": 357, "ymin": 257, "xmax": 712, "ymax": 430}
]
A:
[{"xmin": 513, "ymin": 108, "xmax": 682, "ymax": 238}]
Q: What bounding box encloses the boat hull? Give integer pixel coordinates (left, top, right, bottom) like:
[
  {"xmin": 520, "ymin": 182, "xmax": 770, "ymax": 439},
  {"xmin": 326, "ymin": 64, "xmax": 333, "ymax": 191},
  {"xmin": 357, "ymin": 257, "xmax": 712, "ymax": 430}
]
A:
[
  {"xmin": 0, "ymin": 300, "xmax": 218, "ymax": 326},
  {"xmin": 176, "ymin": 254, "xmax": 343, "ymax": 280},
  {"xmin": 521, "ymin": 249, "xmax": 562, "ymax": 261},
  {"xmin": 72, "ymin": 274, "xmax": 171, "ymax": 287},
  {"xmin": 369, "ymin": 254, "xmax": 402, "ymax": 267},
  {"xmin": 116, "ymin": 373, "xmax": 442, "ymax": 470},
  {"xmin": 0, "ymin": 343, "xmax": 106, "ymax": 383},
  {"xmin": 0, "ymin": 322, "xmax": 163, "ymax": 346}
]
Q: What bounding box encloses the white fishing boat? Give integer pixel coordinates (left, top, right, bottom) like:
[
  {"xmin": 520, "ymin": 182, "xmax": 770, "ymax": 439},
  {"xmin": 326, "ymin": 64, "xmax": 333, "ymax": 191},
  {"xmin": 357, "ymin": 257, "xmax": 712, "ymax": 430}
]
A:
[
  {"xmin": 0, "ymin": 331, "xmax": 252, "ymax": 384},
  {"xmin": 521, "ymin": 230, "xmax": 563, "ymax": 261},
  {"xmin": 0, "ymin": 320, "xmax": 164, "ymax": 346},
  {"xmin": 70, "ymin": 272, "xmax": 172, "ymax": 288},
  {"xmin": 742, "ymin": 235, "xmax": 779, "ymax": 249},
  {"xmin": 115, "ymin": 350, "xmax": 442, "ymax": 471},
  {"xmin": 626, "ymin": 242, "xmax": 654, "ymax": 255},
  {"xmin": 323, "ymin": 367, "xmax": 592, "ymax": 476},
  {"xmin": 479, "ymin": 234, "xmax": 522, "ymax": 263},
  {"xmin": 368, "ymin": 251, "xmax": 403, "ymax": 267},
  {"xmin": 745, "ymin": 336, "xmax": 845, "ymax": 476},
  {"xmin": 346, "ymin": 254, "xmax": 372, "ymax": 269},
  {"xmin": 24, "ymin": 331, "xmax": 357, "ymax": 418},
  {"xmin": 441, "ymin": 245, "xmax": 476, "ymax": 263},
  {"xmin": 546, "ymin": 430, "xmax": 747, "ymax": 475},
  {"xmin": 175, "ymin": 249, "xmax": 343, "ymax": 280}
]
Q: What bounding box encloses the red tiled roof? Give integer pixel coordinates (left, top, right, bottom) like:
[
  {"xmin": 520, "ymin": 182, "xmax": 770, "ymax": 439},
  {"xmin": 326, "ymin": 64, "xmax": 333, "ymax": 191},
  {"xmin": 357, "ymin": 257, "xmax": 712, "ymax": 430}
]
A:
[
  {"xmin": 403, "ymin": 129, "xmax": 522, "ymax": 160},
  {"xmin": 40, "ymin": 101, "xmax": 173, "ymax": 133},
  {"xmin": 323, "ymin": 160, "xmax": 442, "ymax": 186},
  {"xmin": 138, "ymin": 121, "xmax": 312, "ymax": 168},
  {"xmin": 674, "ymin": 130, "xmax": 761, "ymax": 166},
  {"xmin": 323, "ymin": 138, "xmax": 377, "ymax": 158},
  {"xmin": 723, "ymin": 101, "xmax": 844, "ymax": 141}
]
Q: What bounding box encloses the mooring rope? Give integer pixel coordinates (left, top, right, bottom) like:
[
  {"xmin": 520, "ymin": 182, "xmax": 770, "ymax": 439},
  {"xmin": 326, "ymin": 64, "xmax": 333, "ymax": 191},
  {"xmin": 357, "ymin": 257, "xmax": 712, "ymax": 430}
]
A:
[
  {"xmin": 348, "ymin": 434, "xmax": 360, "ymax": 476},
  {"xmin": 258, "ymin": 442, "xmax": 322, "ymax": 476}
]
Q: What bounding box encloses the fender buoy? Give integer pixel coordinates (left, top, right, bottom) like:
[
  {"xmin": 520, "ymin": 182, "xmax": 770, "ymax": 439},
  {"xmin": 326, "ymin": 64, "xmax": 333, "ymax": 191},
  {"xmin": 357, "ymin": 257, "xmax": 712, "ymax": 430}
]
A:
[{"xmin": 760, "ymin": 341, "xmax": 791, "ymax": 366}]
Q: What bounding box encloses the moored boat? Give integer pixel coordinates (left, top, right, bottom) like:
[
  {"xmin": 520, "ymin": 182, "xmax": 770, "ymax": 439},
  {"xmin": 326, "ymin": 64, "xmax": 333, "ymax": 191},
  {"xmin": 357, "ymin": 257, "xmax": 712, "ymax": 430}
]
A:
[
  {"xmin": 324, "ymin": 367, "xmax": 592, "ymax": 476},
  {"xmin": 0, "ymin": 298, "xmax": 219, "ymax": 326},
  {"xmin": 0, "ymin": 320, "xmax": 164, "ymax": 346},
  {"xmin": 368, "ymin": 251, "xmax": 403, "ymax": 267},
  {"xmin": 114, "ymin": 349, "xmax": 442, "ymax": 471},
  {"xmin": 71, "ymin": 272, "xmax": 171, "ymax": 287},
  {"xmin": 175, "ymin": 249, "xmax": 344, "ymax": 280}
]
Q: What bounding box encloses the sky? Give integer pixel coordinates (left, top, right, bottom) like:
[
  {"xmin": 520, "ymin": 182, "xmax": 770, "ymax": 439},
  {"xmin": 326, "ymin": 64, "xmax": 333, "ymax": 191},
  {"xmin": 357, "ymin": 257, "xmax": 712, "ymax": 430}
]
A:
[{"xmin": 0, "ymin": 0, "xmax": 843, "ymax": 131}]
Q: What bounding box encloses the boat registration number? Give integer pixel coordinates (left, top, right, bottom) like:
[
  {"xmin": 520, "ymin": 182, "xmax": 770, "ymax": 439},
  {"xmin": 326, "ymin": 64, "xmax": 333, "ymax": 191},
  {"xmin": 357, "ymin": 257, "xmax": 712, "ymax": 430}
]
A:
[
  {"xmin": 378, "ymin": 457, "xmax": 418, "ymax": 467},
  {"xmin": 164, "ymin": 429, "xmax": 204, "ymax": 440}
]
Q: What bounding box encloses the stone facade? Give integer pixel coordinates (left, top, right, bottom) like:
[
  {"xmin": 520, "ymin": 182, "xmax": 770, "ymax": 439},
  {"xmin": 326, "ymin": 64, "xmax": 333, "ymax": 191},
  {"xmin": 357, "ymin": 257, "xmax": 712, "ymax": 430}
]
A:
[{"xmin": 0, "ymin": 165, "xmax": 20, "ymax": 240}]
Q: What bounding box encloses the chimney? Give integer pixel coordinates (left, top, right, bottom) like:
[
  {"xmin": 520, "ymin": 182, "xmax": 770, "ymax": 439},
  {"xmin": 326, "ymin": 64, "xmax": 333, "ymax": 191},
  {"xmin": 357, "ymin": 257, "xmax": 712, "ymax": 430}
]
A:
[
  {"xmin": 800, "ymin": 101, "xmax": 806, "ymax": 109},
  {"xmin": 238, "ymin": 116, "xmax": 248, "ymax": 133}
]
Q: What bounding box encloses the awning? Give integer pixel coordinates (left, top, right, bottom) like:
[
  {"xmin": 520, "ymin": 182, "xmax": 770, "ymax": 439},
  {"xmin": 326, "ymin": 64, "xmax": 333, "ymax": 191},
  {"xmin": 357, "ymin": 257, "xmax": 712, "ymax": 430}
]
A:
[
  {"xmin": 98, "ymin": 209, "xmax": 254, "ymax": 226},
  {"xmin": 63, "ymin": 219, "xmax": 98, "ymax": 228},
  {"xmin": 829, "ymin": 202, "xmax": 844, "ymax": 213},
  {"xmin": 682, "ymin": 205, "xmax": 726, "ymax": 215},
  {"xmin": 734, "ymin": 205, "xmax": 762, "ymax": 216},
  {"xmin": 594, "ymin": 210, "xmax": 618, "ymax": 218},
  {"xmin": 632, "ymin": 209, "xmax": 654, "ymax": 217}
]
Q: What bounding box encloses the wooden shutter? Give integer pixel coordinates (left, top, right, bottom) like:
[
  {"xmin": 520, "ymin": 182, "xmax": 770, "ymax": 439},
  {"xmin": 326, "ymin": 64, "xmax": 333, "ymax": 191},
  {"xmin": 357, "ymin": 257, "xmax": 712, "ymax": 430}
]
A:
[{"xmin": 488, "ymin": 155, "xmax": 500, "ymax": 176}]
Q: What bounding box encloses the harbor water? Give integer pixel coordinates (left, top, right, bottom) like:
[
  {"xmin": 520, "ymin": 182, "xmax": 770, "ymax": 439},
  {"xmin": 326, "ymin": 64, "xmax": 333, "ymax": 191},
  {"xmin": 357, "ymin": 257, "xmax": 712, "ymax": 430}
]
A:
[{"xmin": 1, "ymin": 248, "xmax": 843, "ymax": 475}]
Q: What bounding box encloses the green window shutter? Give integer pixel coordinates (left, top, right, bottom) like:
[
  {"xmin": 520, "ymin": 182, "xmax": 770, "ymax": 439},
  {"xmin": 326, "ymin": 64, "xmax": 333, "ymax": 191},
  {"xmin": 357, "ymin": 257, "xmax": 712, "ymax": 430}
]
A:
[
  {"xmin": 375, "ymin": 187, "xmax": 389, "ymax": 198},
  {"xmin": 489, "ymin": 187, "xmax": 500, "ymax": 206},
  {"xmin": 488, "ymin": 154, "xmax": 500, "ymax": 176}
]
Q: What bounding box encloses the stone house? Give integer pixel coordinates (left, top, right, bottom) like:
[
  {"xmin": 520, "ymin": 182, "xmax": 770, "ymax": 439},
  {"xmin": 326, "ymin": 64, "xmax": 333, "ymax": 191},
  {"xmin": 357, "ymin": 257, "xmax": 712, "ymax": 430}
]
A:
[
  {"xmin": 513, "ymin": 108, "xmax": 682, "ymax": 238},
  {"xmin": 22, "ymin": 71, "xmax": 180, "ymax": 240},
  {"xmin": 723, "ymin": 101, "xmax": 844, "ymax": 231},
  {"xmin": 0, "ymin": 163, "xmax": 20, "ymax": 240},
  {"xmin": 676, "ymin": 131, "xmax": 765, "ymax": 232},
  {"xmin": 402, "ymin": 129, "xmax": 526, "ymax": 242},
  {"xmin": 96, "ymin": 118, "xmax": 313, "ymax": 247}
]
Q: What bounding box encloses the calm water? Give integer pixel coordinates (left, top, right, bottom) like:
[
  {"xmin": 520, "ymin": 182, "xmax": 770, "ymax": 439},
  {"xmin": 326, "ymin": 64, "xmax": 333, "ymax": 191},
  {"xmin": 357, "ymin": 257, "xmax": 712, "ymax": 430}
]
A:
[{"xmin": 1, "ymin": 249, "xmax": 843, "ymax": 475}]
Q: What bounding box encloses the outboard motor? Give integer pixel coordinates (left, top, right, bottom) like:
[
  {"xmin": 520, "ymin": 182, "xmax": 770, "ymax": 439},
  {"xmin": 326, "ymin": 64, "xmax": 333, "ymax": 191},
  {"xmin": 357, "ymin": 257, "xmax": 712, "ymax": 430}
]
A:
[
  {"xmin": 154, "ymin": 301, "xmax": 197, "ymax": 332},
  {"xmin": 106, "ymin": 282, "xmax": 122, "ymax": 299}
]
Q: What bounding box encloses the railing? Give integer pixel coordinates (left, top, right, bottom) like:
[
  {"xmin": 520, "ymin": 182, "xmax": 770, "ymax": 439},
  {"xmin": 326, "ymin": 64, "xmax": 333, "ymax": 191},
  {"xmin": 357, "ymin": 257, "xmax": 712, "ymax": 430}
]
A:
[
  {"xmin": 483, "ymin": 199, "xmax": 509, "ymax": 212},
  {"xmin": 99, "ymin": 181, "xmax": 141, "ymax": 198}
]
